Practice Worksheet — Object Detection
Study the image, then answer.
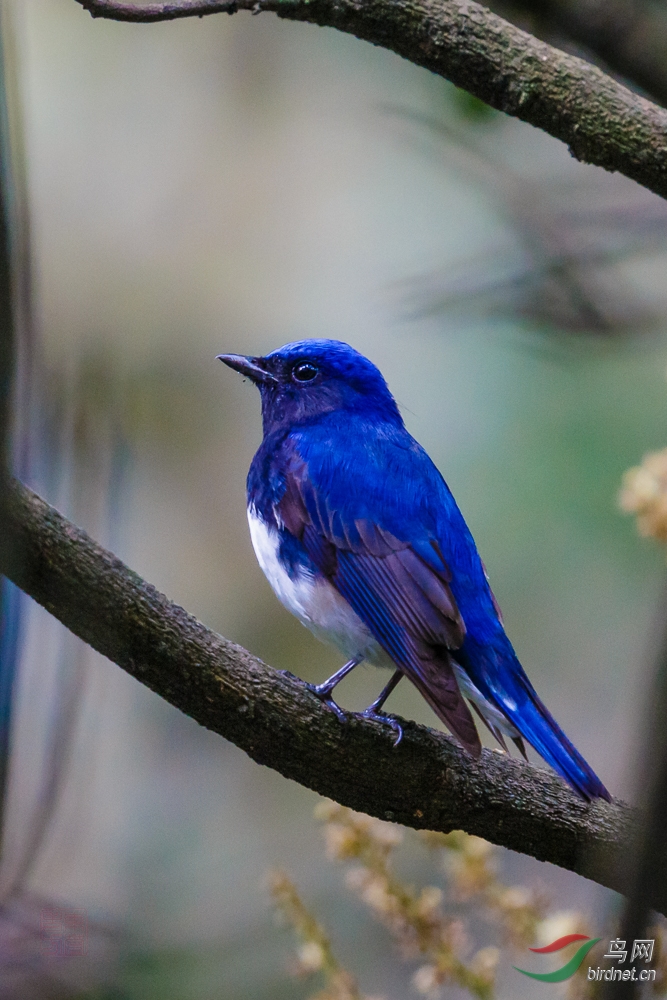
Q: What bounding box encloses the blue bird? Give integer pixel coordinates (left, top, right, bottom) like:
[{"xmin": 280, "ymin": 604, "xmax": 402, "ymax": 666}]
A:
[{"xmin": 219, "ymin": 339, "xmax": 610, "ymax": 802}]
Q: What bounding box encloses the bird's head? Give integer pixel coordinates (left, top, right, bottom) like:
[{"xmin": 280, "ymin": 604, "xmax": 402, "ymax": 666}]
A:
[{"xmin": 218, "ymin": 339, "xmax": 402, "ymax": 434}]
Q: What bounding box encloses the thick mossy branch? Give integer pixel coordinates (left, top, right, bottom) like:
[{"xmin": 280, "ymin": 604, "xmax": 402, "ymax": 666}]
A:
[
  {"xmin": 0, "ymin": 476, "xmax": 660, "ymax": 910},
  {"xmin": 74, "ymin": 0, "xmax": 667, "ymax": 202}
]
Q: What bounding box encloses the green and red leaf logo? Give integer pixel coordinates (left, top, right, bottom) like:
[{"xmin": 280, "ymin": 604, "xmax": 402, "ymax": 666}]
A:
[{"xmin": 514, "ymin": 934, "xmax": 602, "ymax": 983}]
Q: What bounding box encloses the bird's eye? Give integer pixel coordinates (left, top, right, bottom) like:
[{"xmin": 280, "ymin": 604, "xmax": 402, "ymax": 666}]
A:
[{"xmin": 292, "ymin": 362, "xmax": 318, "ymax": 383}]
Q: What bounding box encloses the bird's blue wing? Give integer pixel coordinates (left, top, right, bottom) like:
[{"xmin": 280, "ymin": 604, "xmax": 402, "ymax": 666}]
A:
[
  {"xmin": 269, "ymin": 421, "xmax": 610, "ymax": 800},
  {"xmin": 275, "ymin": 432, "xmax": 482, "ymax": 756}
]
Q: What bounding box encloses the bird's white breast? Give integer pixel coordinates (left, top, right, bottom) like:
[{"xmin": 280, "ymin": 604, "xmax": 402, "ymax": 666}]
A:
[{"xmin": 247, "ymin": 509, "xmax": 389, "ymax": 665}]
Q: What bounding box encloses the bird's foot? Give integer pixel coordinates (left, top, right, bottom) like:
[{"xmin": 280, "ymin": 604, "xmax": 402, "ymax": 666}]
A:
[
  {"xmin": 305, "ymin": 682, "xmax": 349, "ymax": 724},
  {"xmin": 359, "ymin": 707, "xmax": 403, "ymax": 747}
]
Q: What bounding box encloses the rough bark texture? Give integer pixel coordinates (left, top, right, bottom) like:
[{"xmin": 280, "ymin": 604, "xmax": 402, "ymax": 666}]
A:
[
  {"xmin": 1, "ymin": 476, "xmax": 661, "ymax": 910},
  {"xmin": 495, "ymin": 0, "xmax": 667, "ymax": 108},
  {"xmin": 74, "ymin": 0, "xmax": 667, "ymax": 202}
]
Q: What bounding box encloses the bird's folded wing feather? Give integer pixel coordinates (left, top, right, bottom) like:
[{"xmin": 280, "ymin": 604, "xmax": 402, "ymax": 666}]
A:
[{"xmin": 277, "ymin": 455, "xmax": 481, "ymax": 756}]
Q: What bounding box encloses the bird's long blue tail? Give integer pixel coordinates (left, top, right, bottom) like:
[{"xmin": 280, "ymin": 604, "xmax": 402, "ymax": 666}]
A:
[
  {"xmin": 509, "ymin": 680, "xmax": 610, "ymax": 801},
  {"xmin": 459, "ymin": 642, "xmax": 610, "ymax": 801}
]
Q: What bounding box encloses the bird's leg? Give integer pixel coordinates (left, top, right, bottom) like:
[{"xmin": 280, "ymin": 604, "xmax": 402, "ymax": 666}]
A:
[
  {"xmin": 306, "ymin": 657, "xmax": 362, "ymax": 723},
  {"xmin": 360, "ymin": 669, "xmax": 404, "ymax": 746}
]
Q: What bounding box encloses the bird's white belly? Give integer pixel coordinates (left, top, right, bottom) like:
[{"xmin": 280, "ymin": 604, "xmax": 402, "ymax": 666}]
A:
[{"xmin": 247, "ymin": 510, "xmax": 390, "ymax": 665}]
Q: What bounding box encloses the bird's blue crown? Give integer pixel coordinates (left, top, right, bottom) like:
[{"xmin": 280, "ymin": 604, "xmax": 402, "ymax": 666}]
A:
[{"xmin": 222, "ymin": 339, "xmax": 404, "ymax": 435}]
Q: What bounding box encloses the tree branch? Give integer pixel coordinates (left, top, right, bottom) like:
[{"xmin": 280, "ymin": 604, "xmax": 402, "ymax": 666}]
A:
[
  {"xmin": 0, "ymin": 475, "xmax": 659, "ymax": 909},
  {"xmin": 79, "ymin": 0, "xmax": 234, "ymax": 17},
  {"xmin": 493, "ymin": 0, "xmax": 667, "ymax": 109},
  {"xmin": 74, "ymin": 0, "xmax": 667, "ymax": 202}
]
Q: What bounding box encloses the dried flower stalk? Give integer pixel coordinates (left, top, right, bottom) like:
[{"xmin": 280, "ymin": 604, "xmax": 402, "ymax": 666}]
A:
[
  {"xmin": 316, "ymin": 803, "xmax": 498, "ymax": 998},
  {"xmin": 269, "ymin": 869, "xmax": 380, "ymax": 1000}
]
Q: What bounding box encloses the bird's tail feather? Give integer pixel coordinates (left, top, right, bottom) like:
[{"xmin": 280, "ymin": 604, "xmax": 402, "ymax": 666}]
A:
[
  {"xmin": 507, "ymin": 684, "xmax": 610, "ymax": 801},
  {"xmin": 496, "ymin": 661, "xmax": 611, "ymax": 802},
  {"xmin": 407, "ymin": 649, "xmax": 483, "ymax": 758},
  {"xmin": 458, "ymin": 645, "xmax": 610, "ymax": 801}
]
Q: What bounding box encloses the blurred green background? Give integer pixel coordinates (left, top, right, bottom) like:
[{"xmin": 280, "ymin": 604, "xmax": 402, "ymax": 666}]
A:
[{"xmin": 4, "ymin": 0, "xmax": 667, "ymax": 996}]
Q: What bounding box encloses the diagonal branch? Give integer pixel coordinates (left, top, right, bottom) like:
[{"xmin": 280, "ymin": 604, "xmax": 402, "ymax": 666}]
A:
[
  {"xmin": 0, "ymin": 475, "xmax": 659, "ymax": 910},
  {"xmin": 73, "ymin": 0, "xmax": 667, "ymax": 202},
  {"xmin": 492, "ymin": 0, "xmax": 667, "ymax": 109}
]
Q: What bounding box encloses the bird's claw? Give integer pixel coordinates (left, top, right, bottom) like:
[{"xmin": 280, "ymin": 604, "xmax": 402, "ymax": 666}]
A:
[
  {"xmin": 360, "ymin": 708, "xmax": 403, "ymax": 747},
  {"xmin": 305, "ymin": 682, "xmax": 349, "ymax": 724}
]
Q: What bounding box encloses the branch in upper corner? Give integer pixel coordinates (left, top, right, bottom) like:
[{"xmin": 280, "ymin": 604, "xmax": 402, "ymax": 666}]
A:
[
  {"xmin": 78, "ymin": 0, "xmax": 236, "ymax": 19},
  {"xmin": 0, "ymin": 475, "xmax": 659, "ymax": 910},
  {"xmin": 492, "ymin": 0, "xmax": 667, "ymax": 109},
  {"xmin": 83, "ymin": 0, "xmax": 667, "ymax": 115},
  {"xmin": 73, "ymin": 0, "xmax": 667, "ymax": 203}
]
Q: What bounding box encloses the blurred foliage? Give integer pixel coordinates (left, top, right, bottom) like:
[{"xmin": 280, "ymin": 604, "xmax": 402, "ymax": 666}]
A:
[
  {"xmin": 399, "ymin": 88, "xmax": 667, "ymax": 337},
  {"xmin": 272, "ymin": 804, "xmax": 552, "ymax": 999},
  {"xmin": 620, "ymin": 446, "xmax": 667, "ymax": 546},
  {"xmin": 40, "ymin": 348, "xmax": 224, "ymax": 459},
  {"xmin": 451, "ymin": 88, "xmax": 499, "ymax": 124},
  {"xmin": 270, "ymin": 805, "xmax": 667, "ymax": 1000},
  {"xmin": 270, "ymin": 870, "xmax": 377, "ymax": 1000},
  {"xmin": 619, "ymin": 368, "xmax": 667, "ymax": 551}
]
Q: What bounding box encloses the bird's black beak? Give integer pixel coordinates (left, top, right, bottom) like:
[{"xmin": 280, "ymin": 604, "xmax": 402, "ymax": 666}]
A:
[{"xmin": 216, "ymin": 353, "xmax": 278, "ymax": 384}]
